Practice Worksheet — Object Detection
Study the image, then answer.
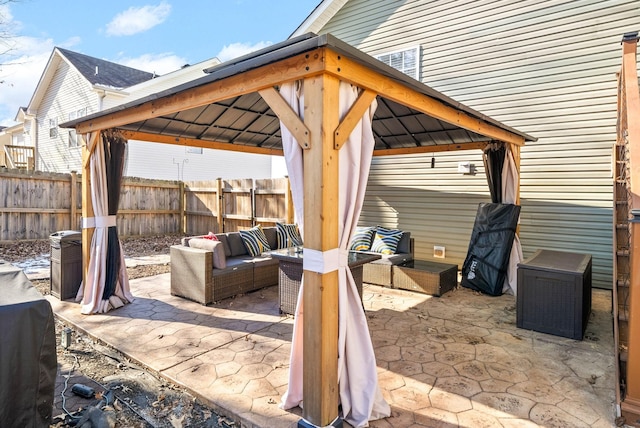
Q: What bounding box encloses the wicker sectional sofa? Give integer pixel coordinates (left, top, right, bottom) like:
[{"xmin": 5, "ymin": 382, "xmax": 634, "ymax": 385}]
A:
[
  {"xmin": 358, "ymin": 229, "xmax": 415, "ymax": 288},
  {"xmin": 170, "ymin": 227, "xmax": 280, "ymax": 305}
]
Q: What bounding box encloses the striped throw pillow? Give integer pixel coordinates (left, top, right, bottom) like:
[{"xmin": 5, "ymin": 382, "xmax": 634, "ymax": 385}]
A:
[
  {"xmin": 370, "ymin": 227, "xmax": 403, "ymax": 255},
  {"xmin": 276, "ymin": 223, "xmax": 303, "ymax": 248},
  {"xmin": 349, "ymin": 226, "xmax": 376, "ymax": 251},
  {"xmin": 239, "ymin": 225, "xmax": 271, "ymax": 256}
]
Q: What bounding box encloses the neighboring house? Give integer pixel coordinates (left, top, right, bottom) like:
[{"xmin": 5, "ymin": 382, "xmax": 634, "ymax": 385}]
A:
[
  {"xmin": 17, "ymin": 47, "xmax": 274, "ymax": 181},
  {"xmin": 0, "ymin": 108, "xmax": 33, "ymax": 169},
  {"xmin": 293, "ymin": 0, "xmax": 640, "ymax": 289}
]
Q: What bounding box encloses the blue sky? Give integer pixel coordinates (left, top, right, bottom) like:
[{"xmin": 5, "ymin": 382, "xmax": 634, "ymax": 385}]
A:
[{"xmin": 0, "ymin": 0, "xmax": 319, "ymax": 125}]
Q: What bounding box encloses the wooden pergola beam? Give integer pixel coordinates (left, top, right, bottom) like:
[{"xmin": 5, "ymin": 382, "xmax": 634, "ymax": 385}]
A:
[
  {"xmin": 75, "ymin": 50, "xmax": 328, "ymax": 135},
  {"xmin": 373, "ymin": 141, "xmax": 489, "ymax": 156},
  {"xmin": 119, "ymin": 130, "xmax": 284, "ymax": 156},
  {"xmin": 322, "ymin": 50, "xmax": 526, "ymax": 147}
]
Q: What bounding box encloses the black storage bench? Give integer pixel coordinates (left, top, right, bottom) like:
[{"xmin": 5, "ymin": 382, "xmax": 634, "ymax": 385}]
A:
[{"xmin": 516, "ymin": 249, "xmax": 592, "ymax": 340}]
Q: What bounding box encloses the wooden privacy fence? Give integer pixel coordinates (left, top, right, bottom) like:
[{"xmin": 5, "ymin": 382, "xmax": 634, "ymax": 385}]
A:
[
  {"xmin": 184, "ymin": 177, "xmax": 293, "ymax": 235},
  {"xmin": 0, "ymin": 169, "xmax": 292, "ymax": 241}
]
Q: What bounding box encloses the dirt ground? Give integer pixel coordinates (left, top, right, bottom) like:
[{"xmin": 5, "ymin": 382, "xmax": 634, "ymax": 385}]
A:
[{"xmin": 1, "ymin": 235, "xmax": 232, "ymax": 428}]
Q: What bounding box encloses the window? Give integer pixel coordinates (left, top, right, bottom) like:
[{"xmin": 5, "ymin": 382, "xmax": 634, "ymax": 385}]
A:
[
  {"xmin": 375, "ymin": 47, "xmax": 419, "ymax": 80},
  {"xmin": 186, "ymin": 147, "xmax": 202, "ymax": 154},
  {"xmin": 68, "ymin": 108, "xmax": 85, "ymax": 121},
  {"xmin": 68, "ymin": 130, "xmax": 78, "ymax": 148},
  {"xmin": 48, "ymin": 118, "xmax": 58, "ymax": 138}
]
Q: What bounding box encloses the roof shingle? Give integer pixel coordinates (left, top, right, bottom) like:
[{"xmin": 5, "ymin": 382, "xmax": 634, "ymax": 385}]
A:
[{"xmin": 57, "ymin": 47, "xmax": 155, "ymax": 88}]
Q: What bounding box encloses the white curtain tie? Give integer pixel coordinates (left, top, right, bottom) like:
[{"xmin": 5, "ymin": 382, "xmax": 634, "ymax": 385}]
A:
[
  {"xmin": 303, "ymin": 248, "xmax": 349, "ymax": 274},
  {"xmin": 82, "ymin": 215, "xmax": 117, "ymax": 229}
]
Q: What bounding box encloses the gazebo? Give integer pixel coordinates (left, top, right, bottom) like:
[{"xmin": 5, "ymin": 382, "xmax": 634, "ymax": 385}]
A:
[{"xmin": 63, "ymin": 33, "xmax": 535, "ymax": 427}]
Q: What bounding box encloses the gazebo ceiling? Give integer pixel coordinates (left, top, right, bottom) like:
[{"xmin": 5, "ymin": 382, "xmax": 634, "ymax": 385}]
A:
[{"xmin": 62, "ymin": 33, "xmax": 535, "ymax": 153}]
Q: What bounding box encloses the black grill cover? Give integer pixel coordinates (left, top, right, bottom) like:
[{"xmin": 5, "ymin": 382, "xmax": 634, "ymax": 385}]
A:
[
  {"xmin": 0, "ymin": 264, "xmax": 56, "ymax": 427},
  {"xmin": 461, "ymin": 203, "xmax": 521, "ymax": 296}
]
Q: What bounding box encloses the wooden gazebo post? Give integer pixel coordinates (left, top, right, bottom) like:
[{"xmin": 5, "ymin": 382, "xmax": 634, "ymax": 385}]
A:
[
  {"xmin": 80, "ymin": 132, "xmax": 97, "ymax": 286},
  {"xmin": 301, "ymin": 73, "xmax": 341, "ymax": 427}
]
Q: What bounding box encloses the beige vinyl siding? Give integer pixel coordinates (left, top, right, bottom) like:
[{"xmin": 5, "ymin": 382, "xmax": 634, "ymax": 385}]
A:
[
  {"xmin": 36, "ymin": 60, "xmax": 98, "ymax": 173},
  {"xmin": 319, "ymin": 0, "xmax": 640, "ymax": 288}
]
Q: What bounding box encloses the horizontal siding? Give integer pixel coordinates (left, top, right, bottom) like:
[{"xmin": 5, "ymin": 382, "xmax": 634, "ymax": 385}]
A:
[
  {"xmin": 125, "ymin": 141, "xmax": 273, "ymax": 181},
  {"xmin": 36, "ymin": 60, "xmax": 99, "ymax": 173},
  {"xmin": 320, "ymin": 0, "xmax": 640, "ymax": 289}
]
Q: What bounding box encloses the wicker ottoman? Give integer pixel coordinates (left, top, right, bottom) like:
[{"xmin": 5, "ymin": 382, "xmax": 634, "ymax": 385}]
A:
[{"xmin": 392, "ymin": 260, "xmax": 458, "ymax": 296}]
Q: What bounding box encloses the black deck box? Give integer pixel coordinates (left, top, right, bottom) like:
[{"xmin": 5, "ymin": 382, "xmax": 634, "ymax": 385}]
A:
[{"xmin": 517, "ymin": 249, "xmax": 592, "ymax": 340}]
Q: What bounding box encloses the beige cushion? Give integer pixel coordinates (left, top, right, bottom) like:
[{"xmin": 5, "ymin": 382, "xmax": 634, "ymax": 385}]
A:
[{"xmin": 187, "ymin": 238, "xmax": 227, "ymax": 269}]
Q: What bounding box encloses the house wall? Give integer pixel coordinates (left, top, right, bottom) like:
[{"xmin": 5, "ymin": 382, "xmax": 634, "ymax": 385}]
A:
[
  {"xmin": 317, "ymin": 0, "xmax": 640, "ymax": 289},
  {"xmin": 31, "ymin": 55, "xmax": 273, "ymax": 180},
  {"xmin": 36, "ymin": 60, "xmax": 98, "ymax": 173}
]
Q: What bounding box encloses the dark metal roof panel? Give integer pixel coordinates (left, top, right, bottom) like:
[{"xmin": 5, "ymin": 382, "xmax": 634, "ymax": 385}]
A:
[{"xmin": 60, "ymin": 33, "xmax": 536, "ymax": 150}]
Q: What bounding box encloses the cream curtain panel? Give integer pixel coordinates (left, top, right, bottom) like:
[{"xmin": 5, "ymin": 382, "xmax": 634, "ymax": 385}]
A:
[
  {"xmin": 77, "ymin": 131, "xmax": 133, "ymax": 314},
  {"xmin": 278, "ymin": 81, "xmax": 390, "ymax": 427}
]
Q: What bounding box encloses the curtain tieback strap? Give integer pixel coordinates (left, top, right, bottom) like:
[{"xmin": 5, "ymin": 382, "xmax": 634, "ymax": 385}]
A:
[
  {"xmin": 82, "ymin": 215, "xmax": 117, "ymax": 229},
  {"xmin": 303, "ymin": 248, "xmax": 349, "ymax": 274}
]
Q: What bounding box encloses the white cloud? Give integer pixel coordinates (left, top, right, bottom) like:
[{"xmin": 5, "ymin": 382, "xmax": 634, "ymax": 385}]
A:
[
  {"xmin": 216, "ymin": 41, "xmax": 272, "ymax": 62},
  {"xmin": 0, "ymin": 35, "xmax": 58, "ymax": 125},
  {"xmin": 116, "ymin": 52, "xmax": 186, "ymax": 76},
  {"xmin": 106, "ymin": 2, "xmax": 171, "ymax": 37}
]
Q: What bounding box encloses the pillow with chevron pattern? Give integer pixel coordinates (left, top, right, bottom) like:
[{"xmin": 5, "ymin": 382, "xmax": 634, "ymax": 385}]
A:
[
  {"xmin": 276, "ymin": 223, "xmax": 303, "ymax": 248},
  {"xmin": 239, "ymin": 225, "xmax": 271, "ymax": 256},
  {"xmin": 370, "ymin": 226, "xmax": 403, "ymax": 255},
  {"xmin": 349, "ymin": 226, "xmax": 376, "ymax": 252}
]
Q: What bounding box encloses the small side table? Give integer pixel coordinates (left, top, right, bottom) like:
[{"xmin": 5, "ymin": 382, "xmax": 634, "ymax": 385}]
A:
[
  {"xmin": 392, "ymin": 260, "xmax": 458, "ymax": 296},
  {"xmin": 517, "ymin": 249, "xmax": 592, "ymax": 340}
]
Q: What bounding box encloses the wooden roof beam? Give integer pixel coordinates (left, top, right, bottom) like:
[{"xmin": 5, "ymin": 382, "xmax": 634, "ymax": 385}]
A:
[
  {"xmin": 323, "ymin": 49, "xmax": 526, "ymax": 147},
  {"xmin": 75, "ymin": 49, "xmax": 329, "ymax": 135},
  {"xmin": 120, "ymin": 130, "xmax": 284, "ymax": 156},
  {"xmin": 373, "ymin": 141, "xmax": 488, "ymax": 156}
]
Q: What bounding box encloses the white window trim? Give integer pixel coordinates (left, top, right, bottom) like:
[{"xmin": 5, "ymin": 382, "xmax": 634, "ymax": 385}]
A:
[
  {"xmin": 48, "ymin": 118, "xmax": 58, "ymax": 138},
  {"xmin": 375, "ymin": 46, "xmax": 420, "ymax": 81},
  {"xmin": 68, "ymin": 130, "xmax": 79, "ymax": 148}
]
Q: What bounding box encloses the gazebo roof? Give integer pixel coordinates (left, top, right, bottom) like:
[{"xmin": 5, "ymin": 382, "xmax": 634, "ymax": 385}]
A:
[{"xmin": 61, "ymin": 33, "xmax": 535, "ymax": 154}]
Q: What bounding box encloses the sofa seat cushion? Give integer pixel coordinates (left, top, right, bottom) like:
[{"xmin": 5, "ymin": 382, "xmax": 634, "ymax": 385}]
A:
[
  {"xmin": 211, "ymin": 259, "xmax": 253, "ymax": 279},
  {"xmin": 370, "ymin": 252, "xmax": 413, "ymax": 265},
  {"xmin": 223, "ymin": 256, "xmax": 255, "ymax": 268},
  {"xmin": 252, "ymin": 255, "xmax": 279, "ymax": 268}
]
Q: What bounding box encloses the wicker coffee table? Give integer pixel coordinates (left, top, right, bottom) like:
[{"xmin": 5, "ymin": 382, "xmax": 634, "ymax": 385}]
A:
[
  {"xmin": 270, "ymin": 248, "xmax": 380, "ymax": 315},
  {"xmin": 392, "ymin": 260, "xmax": 458, "ymax": 296}
]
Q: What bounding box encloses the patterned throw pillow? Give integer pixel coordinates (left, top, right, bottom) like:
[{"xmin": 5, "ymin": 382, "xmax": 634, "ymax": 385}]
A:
[
  {"xmin": 349, "ymin": 226, "xmax": 376, "ymax": 252},
  {"xmin": 276, "ymin": 223, "xmax": 303, "ymax": 248},
  {"xmin": 239, "ymin": 225, "xmax": 272, "ymax": 256},
  {"xmin": 370, "ymin": 226, "xmax": 403, "ymax": 255}
]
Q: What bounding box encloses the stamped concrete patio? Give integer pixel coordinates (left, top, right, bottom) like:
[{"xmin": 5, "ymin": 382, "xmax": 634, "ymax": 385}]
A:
[{"xmin": 47, "ymin": 274, "xmax": 616, "ymax": 427}]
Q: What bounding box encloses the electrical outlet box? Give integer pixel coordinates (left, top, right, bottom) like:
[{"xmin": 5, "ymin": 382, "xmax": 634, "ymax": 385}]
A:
[{"xmin": 434, "ymin": 245, "xmax": 445, "ymax": 258}]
